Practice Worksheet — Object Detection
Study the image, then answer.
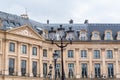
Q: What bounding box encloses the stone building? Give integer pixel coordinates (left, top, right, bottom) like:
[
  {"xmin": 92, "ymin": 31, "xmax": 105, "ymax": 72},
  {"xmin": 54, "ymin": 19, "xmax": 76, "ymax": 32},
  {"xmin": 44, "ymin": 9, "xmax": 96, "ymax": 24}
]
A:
[{"xmin": 0, "ymin": 11, "xmax": 120, "ymax": 80}]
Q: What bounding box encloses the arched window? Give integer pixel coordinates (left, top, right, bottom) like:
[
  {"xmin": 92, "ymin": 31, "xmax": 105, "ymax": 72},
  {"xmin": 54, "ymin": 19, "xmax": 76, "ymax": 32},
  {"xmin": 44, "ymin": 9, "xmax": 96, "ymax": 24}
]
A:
[
  {"xmin": 104, "ymin": 30, "xmax": 113, "ymax": 40},
  {"xmin": 106, "ymin": 32, "xmax": 111, "ymax": 40},
  {"xmin": 79, "ymin": 30, "xmax": 88, "ymax": 40},
  {"xmin": 91, "ymin": 31, "xmax": 101, "ymax": 40},
  {"xmin": 116, "ymin": 31, "xmax": 120, "ymax": 40}
]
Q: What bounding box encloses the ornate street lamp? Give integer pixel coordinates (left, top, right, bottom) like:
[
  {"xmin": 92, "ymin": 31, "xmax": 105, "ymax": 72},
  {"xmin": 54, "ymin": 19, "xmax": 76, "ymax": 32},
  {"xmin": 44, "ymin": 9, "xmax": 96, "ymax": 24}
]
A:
[
  {"xmin": 53, "ymin": 51, "xmax": 58, "ymax": 80},
  {"xmin": 48, "ymin": 64, "xmax": 53, "ymax": 79},
  {"xmin": 49, "ymin": 25, "xmax": 74, "ymax": 80}
]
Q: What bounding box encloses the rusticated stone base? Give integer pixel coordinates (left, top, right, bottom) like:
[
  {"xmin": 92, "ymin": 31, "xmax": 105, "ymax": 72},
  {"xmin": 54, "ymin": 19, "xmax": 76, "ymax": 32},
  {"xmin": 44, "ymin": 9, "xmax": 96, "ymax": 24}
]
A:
[
  {"xmin": 0, "ymin": 75, "xmax": 44, "ymax": 80},
  {"xmin": 0, "ymin": 76, "xmax": 120, "ymax": 80}
]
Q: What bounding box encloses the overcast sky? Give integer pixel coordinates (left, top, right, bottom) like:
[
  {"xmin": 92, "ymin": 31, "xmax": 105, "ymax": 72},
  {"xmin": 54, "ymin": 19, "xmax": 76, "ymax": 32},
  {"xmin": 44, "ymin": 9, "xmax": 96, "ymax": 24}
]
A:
[{"xmin": 0, "ymin": 0, "xmax": 120, "ymax": 23}]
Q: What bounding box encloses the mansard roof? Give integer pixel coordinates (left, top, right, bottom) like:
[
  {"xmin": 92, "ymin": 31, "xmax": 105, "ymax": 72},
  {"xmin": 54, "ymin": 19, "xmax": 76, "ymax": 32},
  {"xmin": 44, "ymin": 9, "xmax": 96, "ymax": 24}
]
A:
[
  {"xmin": 0, "ymin": 11, "xmax": 120, "ymax": 41},
  {"xmin": 0, "ymin": 11, "xmax": 44, "ymax": 30}
]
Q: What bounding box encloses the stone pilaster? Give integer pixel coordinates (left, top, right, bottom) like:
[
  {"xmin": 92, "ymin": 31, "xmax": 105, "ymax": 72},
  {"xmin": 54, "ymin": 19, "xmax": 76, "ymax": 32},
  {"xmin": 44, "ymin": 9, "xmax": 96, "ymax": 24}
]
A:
[
  {"xmin": 17, "ymin": 42, "xmax": 21, "ymax": 76},
  {"xmin": 39, "ymin": 46, "xmax": 43, "ymax": 77},
  {"xmin": 4, "ymin": 39, "xmax": 9, "ymax": 75},
  {"xmin": 101, "ymin": 48, "xmax": 106, "ymax": 76},
  {"xmin": 88, "ymin": 48, "xmax": 92, "ymax": 78},
  {"xmin": 75, "ymin": 48, "xmax": 80, "ymax": 78},
  {"xmin": 114, "ymin": 48, "xmax": 120, "ymax": 78},
  {"xmin": 63, "ymin": 48, "xmax": 67, "ymax": 78},
  {"xmin": 28, "ymin": 44, "xmax": 33, "ymax": 77}
]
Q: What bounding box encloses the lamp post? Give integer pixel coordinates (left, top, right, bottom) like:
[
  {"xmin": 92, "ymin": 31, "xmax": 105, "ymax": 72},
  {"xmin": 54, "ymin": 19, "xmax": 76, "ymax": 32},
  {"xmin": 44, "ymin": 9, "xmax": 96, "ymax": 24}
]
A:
[
  {"xmin": 48, "ymin": 64, "xmax": 53, "ymax": 79},
  {"xmin": 48, "ymin": 25, "xmax": 74, "ymax": 80},
  {"xmin": 53, "ymin": 51, "xmax": 58, "ymax": 80}
]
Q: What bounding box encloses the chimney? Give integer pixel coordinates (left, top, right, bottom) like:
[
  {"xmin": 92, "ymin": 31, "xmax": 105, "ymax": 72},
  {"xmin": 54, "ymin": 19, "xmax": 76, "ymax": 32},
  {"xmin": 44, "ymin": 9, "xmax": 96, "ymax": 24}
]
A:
[
  {"xmin": 21, "ymin": 14, "xmax": 29, "ymax": 19},
  {"xmin": 84, "ymin": 20, "xmax": 88, "ymax": 24},
  {"xmin": 47, "ymin": 20, "xmax": 49, "ymax": 24},
  {"xmin": 69, "ymin": 19, "xmax": 73, "ymax": 24}
]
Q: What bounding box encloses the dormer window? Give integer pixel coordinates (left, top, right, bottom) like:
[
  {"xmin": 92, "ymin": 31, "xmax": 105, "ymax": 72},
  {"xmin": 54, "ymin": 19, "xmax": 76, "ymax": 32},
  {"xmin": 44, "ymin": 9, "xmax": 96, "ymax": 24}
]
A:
[
  {"xmin": 104, "ymin": 30, "xmax": 113, "ymax": 40},
  {"xmin": 94, "ymin": 33, "xmax": 98, "ymax": 37},
  {"xmin": 116, "ymin": 31, "xmax": 120, "ymax": 40},
  {"xmin": 79, "ymin": 30, "xmax": 87, "ymax": 40},
  {"xmin": 106, "ymin": 32, "xmax": 111, "ymax": 40},
  {"xmin": 91, "ymin": 31, "xmax": 101, "ymax": 40}
]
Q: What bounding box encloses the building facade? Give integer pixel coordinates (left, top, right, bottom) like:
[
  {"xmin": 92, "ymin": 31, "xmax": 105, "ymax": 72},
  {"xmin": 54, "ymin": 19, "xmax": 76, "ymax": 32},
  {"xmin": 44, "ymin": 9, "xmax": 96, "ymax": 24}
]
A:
[{"xmin": 0, "ymin": 11, "xmax": 120, "ymax": 80}]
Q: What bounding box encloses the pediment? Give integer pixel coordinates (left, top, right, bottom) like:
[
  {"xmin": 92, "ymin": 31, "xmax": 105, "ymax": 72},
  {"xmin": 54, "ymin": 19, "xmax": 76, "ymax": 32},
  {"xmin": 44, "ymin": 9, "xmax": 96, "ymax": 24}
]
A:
[{"xmin": 6, "ymin": 25, "xmax": 45, "ymax": 40}]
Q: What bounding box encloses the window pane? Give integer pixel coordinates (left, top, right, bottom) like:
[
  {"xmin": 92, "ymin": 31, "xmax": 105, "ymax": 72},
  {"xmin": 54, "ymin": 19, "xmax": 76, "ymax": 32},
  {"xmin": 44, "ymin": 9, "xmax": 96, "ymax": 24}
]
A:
[
  {"xmin": 43, "ymin": 49, "xmax": 47, "ymax": 57},
  {"xmin": 107, "ymin": 50, "xmax": 113, "ymax": 59},
  {"xmin": 9, "ymin": 42, "xmax": 15, "ymax": 52},
  {"xmin": 94, "ymin": 63, "xmax": 101, "ymax": 77},
  {"xmin": 94, "ymin": 33, "xmax": 98, "ymax": 37},
  {"xmin": 9, "ymin": 58, "xmax": 15, "ymax": 75},
  {"xmin": 22, "ymin": 45, "xmax": 27, "ymax": 54},
  {"xmin": 32, "ymin": 47, "xmax": 37, "ymax": 55},
  {"xmin": 94, "ymin": 50, "xmax": 100, "ymax": 59},
  {"xmin": 81, "ymin": 50, "xmax": 87, "ymax": 58},
  {"xmin": 106, "ymin": 32, "xmax": 111, "ymax": 40},
  {"xmin": 81, "ymin": 63, "xmax": 87, "ymax": 78},
  {"xmin": 68, "ymin": 63, "xmax": 74, "ymax": 78},
  {"xmin": 43, "ymin": 63, "xmax": 47, "ymax": 78},
  {"xmin": 68, "ymin": 50, "xmax": 74, "ymax": 58},
  {"xmin": 32, "ymin": 61, "xmax": 37, "ymax": 77},
  {"xmin": 56, "ymin": 63, "xmax": 61, "ymax": 78},
  {"xmin": 21, "ymin": 60, "xmax": 26, "ymax": 76},
  {"xmin": 108, "ymin": 63, "xmax": 114, "ymax": 77}
]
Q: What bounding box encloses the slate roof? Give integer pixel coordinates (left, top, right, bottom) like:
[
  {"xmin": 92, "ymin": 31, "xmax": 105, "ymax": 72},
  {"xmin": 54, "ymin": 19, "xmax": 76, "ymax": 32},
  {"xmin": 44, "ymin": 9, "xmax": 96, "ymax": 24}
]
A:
[
  {"xmin": 0, "ymin": 11, "xmax": 120, "ymax": 41},
  {"xmin": 0, "ymin": 11, "xmax": 44, "ymax": 30},
  {"xmin": 88, "ymin": 24, "xmax": 120, "ymax": 40}
]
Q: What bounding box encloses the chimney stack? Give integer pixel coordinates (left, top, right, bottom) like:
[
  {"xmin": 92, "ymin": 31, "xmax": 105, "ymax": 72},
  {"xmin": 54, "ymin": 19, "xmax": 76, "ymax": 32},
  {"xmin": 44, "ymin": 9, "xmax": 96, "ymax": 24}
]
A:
[
  {"xmin": 47, "ymin": 20, "xmax": 49, "ymax": 24},
  {"xmin": 84, "ymin": 20, "xmax": 88, "ymax": 24},
  {"xmin": 21, "ymin": 14, "xmax": 29, "ymax": 19},
  {"xmin": 69, "ymin": 19, "xmax": 73, "ymax": 24}
]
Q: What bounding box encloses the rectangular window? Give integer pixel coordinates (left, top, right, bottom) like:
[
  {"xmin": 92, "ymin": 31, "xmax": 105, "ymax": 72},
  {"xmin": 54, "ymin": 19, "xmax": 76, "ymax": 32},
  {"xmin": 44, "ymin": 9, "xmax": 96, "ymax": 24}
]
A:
[
  {"xmin": 81, "ymin": 63, "xmax": 87, "ymax": 78},
  {"xmin": 55, "ymin": 50, "xmax": 60, "ymax": 58},
  {"xmin": 21, "ymin": 60, "xmax": 26, "ymax": 76},
  {"xmin": 9, "ymin": 58, "xmax": 15, "ymax": 75},
  {"xmin": 94, "ymin": 50, "xmax": 100, "ymax": 59},
  {"xmin": 43, "ymin": 49, "xmax": 47, "ymax": 57},
  {"xmin": 56, "ymin": 63, "xmax": 61, "ymax": 78},
  {"xmin": 94, "ymin": 63, "xmax": 101, "ymax": 77},
  {"xmin": 32, "ymin": 61, "xmax": 37, "ymax": 77},
  {"xmin": 108, "ymin": 63, "xmax": 114, "ymax": 77},
  {"xmin": 32, "ymin": 47, "xmax": 37, "ymax": 55},
  {"xmin": 9, "ymin": 42, "xmax": 15, "ymax": 52},
  {"xmin": 81, "ymin": 50, "xmax": 87, "ymax": 58},
  {"xmin": 68, "ymin": 50, "xmax": 74, "ymax": 58},
  {"xmin": 43, "ymin": 63, "xmax": 47, "ymax": 78},
  {"xmin": 68, "ymin": 63, "xmax": 74, "ymax": 78},
  {"xmin": 68, "ymin": 63, "xmax": 74, "ymax": 69},
  {"xmin": 107, "ymin": 50, "xmax": 113, "ymax": 59},
  {"xmin": 22, "ymin": 45, "xmax": 27, "ymax": 54}
]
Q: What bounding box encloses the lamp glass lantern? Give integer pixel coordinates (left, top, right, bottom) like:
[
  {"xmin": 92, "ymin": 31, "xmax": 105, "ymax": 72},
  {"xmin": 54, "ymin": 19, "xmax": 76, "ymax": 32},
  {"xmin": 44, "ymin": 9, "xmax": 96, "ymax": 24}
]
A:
[
  {"xmin": 49, "ymin": 27, "xmax": 56, "ymax": 41},
  {"xmin": 66, "ymin": 27, "xmax": 74, "ymax": 44},
  {"xmin": 57, "ymin": 25, "xmax": 65, "ymax": 39},
  {"xmin": 53, "ymin": 51, "xmax": 58, "ymax": 60}
]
